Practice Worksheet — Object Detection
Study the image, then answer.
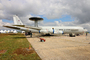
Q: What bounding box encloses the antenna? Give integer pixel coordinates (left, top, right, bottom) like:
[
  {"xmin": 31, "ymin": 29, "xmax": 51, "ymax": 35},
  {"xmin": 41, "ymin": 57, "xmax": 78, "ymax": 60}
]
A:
[{"xmin": 29, "ymin": 17, "xmax": 43, "ymax": 27}]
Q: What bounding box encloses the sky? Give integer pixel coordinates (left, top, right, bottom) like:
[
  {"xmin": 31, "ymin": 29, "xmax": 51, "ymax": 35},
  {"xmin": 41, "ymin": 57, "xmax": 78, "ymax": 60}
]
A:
[{"xmin": 0, "ymin": 0, "xmax": 90, "ymax": 31}]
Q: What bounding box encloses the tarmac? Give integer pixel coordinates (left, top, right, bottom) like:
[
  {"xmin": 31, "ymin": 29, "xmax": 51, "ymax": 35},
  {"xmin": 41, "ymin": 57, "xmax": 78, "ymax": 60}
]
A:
[{"xmin": 26, "ymin": 34, "xmax": 90, "ymax": 60}]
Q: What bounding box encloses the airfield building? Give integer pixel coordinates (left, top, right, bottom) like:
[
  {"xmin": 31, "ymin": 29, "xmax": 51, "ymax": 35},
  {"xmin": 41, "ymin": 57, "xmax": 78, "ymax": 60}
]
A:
[{"xmin": 0, "ymin": 30, "xmax": 17, "ymax": 33}]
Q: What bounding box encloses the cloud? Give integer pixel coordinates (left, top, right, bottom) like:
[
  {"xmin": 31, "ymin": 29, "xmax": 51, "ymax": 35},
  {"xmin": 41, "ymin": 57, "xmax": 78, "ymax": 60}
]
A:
[
  {"xmin": 54, "ymin": 20, "xmax": 90, "ymax": 31},
  {"xmin": 0, "ymin": 20, "xmax": 11, "ymax": 29},
  {"xmin": 0, "ymin": 0, "xmax": 90, "ymax": 30},
  {"xmin": 0, "ymin": 0, "xmax": 90, "ymax": 23},
  {"xmin": 39, "ymin": 21, "xmax": 56, "ymax": 26}
]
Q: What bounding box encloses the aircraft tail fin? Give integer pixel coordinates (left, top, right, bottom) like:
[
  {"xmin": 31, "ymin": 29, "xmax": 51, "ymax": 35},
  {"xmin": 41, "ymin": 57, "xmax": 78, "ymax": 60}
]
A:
[{"xmin": 13, "ymin": 15, "xmax": 23, "ymax": 25}]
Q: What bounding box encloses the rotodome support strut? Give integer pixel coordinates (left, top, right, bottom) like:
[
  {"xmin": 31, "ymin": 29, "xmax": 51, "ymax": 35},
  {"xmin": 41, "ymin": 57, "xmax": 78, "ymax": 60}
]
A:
[{"xmin": 29, "ymin": 17, "xmax": 43, "ymax": 27}]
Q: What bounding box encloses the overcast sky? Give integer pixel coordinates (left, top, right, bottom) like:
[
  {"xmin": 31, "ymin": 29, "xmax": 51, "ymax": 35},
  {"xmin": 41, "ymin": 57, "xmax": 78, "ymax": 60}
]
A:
[{"xmin": 0, "ymin": 0, "xmax": 90, "ymax": 31}]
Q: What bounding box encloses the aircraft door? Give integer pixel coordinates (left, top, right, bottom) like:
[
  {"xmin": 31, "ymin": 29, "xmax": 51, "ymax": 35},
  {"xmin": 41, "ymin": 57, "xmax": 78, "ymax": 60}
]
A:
[{"xmin": 52, "ymin": 28, "xmax": 54, "ymax": 34}]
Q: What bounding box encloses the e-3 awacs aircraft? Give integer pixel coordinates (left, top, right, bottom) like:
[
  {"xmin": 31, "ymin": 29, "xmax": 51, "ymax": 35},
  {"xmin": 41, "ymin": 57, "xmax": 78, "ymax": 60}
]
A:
[{"xmin": 3, "ymin": 15, "xmax": 87, "ymax": 37}]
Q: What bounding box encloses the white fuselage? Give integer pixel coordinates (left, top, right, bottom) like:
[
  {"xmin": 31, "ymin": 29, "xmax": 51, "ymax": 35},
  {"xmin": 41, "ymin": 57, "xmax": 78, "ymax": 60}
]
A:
[
  {"xmin": 40, "ymin": 26, "xmax": 86, "ymax": 34},
  {"xmin": 24, "ymin": 26, "xmax": 87, "ymax": 35}
]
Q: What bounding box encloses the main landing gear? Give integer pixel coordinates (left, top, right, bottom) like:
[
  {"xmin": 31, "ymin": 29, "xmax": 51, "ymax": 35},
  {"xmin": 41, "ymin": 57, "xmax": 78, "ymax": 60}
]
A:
[{"xmin": 69, "ymin": 33, "xmax": 75, "ymax": 37}]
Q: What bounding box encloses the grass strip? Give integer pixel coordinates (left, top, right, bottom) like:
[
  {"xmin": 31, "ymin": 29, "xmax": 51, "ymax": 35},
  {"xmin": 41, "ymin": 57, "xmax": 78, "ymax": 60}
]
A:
[{"xmin": 0, "ymin": 33, "xmax": 41, "ymax": 60}]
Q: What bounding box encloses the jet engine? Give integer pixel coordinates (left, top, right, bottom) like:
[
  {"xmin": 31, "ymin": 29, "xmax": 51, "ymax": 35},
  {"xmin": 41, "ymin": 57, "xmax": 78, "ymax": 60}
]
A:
[
  {"xmin": 53, "ymin": 30, "xmax": 64, "ymax": 34},
  {"xmin": 39, "ymin": 29, "xmax": 63, "ymax": 35},
  {"xmin": 39, "ymin": 30, "xmax": 53, "ymax": 34}
]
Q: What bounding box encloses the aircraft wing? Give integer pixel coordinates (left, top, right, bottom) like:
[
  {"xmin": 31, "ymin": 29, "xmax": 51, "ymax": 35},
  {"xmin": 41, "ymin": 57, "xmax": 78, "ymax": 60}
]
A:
[
  {"xmin": 13, "ymin": 25, "xmax": 41, "ymax": 30},
  {"xmin": 3, "ymin": 25, "xmax": 42, "ymax": 30},
  {"xmin": 3, "ymin": 25, "xmax": 20, "ymax": 30}
]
